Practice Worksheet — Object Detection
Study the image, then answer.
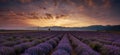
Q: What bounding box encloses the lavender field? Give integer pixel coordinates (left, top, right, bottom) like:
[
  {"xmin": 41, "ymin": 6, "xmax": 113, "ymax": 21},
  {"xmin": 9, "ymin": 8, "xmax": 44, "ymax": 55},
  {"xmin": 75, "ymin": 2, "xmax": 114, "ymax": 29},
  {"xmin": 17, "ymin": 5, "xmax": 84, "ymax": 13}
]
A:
[{"xmin": 0, "ymin": 31, "xmax": 120, "ymax": 55}]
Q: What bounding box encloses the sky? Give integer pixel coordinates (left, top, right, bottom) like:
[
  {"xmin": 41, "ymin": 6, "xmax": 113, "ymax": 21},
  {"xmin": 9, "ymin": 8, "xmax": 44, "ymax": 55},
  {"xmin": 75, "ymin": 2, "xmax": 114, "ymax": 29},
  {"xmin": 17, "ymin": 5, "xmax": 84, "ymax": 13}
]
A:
[{"xmin": 0, "ymin": 0, "xmax": 120, "ymax": 27}]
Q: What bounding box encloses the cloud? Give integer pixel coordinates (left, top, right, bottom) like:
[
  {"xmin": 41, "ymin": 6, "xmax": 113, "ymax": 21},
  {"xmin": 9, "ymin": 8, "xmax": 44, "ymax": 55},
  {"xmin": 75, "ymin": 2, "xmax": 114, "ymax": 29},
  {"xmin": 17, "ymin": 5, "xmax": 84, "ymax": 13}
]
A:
[
  {"xmin": 0, "ymin": 0, "xmax": 119, "ymax": 27},
  {"xmin": 0, "ymin": 0, "xmax": 9, "ymax": 2},
  {"xmin": 7, "ymin": 10, "xmax": 17, "ymax": 16},
  {"xmin": 84, "ymin": 0, "xmax": 111, "ymax": 8},
  {"xmin": 103, "ymin": 0, "xmax": 111, "ymax": 8},
  {"xmin": 77, "ymin": 5, "xmax": 85, "ymax": 11},
  {"xmin": 0, "ymin": 0, "xmax": 34, "ymax": 3},
  {"xmin": 18, "ymin": 0, "xmax": 33, "ymax": 3}
]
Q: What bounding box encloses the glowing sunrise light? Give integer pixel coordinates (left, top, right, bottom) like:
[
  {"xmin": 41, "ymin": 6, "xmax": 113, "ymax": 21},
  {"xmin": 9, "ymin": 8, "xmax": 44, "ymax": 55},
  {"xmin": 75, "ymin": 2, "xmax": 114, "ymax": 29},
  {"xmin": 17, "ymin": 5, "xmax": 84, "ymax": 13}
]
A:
[
  {"xmin": 0, "ymin": 0, "xmax": 120, "ymax": 28},
  {"xmin": 25, "ymin": 16, "xmax": 95, "ymax": 27}
]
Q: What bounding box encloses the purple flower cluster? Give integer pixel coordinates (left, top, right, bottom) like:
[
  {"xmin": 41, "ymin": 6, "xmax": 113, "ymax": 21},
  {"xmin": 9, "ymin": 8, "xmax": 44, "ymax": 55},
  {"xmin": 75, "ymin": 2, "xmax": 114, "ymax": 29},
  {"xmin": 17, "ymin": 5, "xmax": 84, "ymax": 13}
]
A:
[
  {"xmin": 13, "ymin": 42, "xmax": 35, "ymax": 54},
  {"xmin": 24, "ymin": 46, "xmax": 47, "ymax": 55},
  {"xmin": 100, "ymin": 45, "xmax": 120, "ymax": 55},
  {"xmin": 69, "ymin": 34, "xmax": 100, "ymax": 55},
  {"xmin": 52, "ymin": 49, "xmax": 70, "ymax": 55},
  {"xmin": 0, "ymin": 31, "xmax": 120, "ymax": 55},
  {"xmin": 24, "ymin": 36, "xmax": 62, "ymax": 55},
  {"xmin": 0, "ymin": 46, "xmax": 16, "ymax": 55},
  {"xmin": 112, "ymin": 39, "xmax": 120, "ymax": 47},
  {"xmin": 2, "ymin": 41, "xmax": 19, "ymax": 47},
  {"xmin": 45, "ymin": 39, "xmax": 58, "ymax": 48},
  {"xmin": 52, "ymin": 35, "xmax": 72, "ymax": 55}
]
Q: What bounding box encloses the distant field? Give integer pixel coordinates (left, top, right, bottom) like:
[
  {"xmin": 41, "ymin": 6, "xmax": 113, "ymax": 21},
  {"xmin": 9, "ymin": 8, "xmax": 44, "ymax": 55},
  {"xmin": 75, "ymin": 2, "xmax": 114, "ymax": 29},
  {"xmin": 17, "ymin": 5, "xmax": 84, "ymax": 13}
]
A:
[
  {"xmin": 0, "ymin": 30, "xmax": 42, "ymax": 33},
  {"xmin": 0, "ymin": 30, "xmax": 120, "ymax": 34},
  {"xmin": 0, "ymin": 31, "xmax": 120, "ymax": 55}
]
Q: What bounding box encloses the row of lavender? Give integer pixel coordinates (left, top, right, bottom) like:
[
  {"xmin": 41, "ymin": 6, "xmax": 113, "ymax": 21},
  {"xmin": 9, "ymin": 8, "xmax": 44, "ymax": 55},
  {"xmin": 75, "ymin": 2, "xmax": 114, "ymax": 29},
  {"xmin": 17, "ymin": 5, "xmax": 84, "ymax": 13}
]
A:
[
  {"xmin": 0, "ymin": 32, "xmax": 74, "ymax": 55},
  {"xmin": 21, "ymin": 34, "xmax": 72, "ymax": 55},
  {"xmin": 69, "ymin": 34, "xmax": 100, "ymax": 55},
  {"xmin": 0, "ymin": 31, "xmax": 64, "ymax": 55},
  {"xmin": 52, "ymin": 34, "xmax": 72, "ymax": 55},
  {"xmin": 22, "ymin": 33, "xmax": 63, "ymax": 55},
  {"xmin": 0, "ymin": 31, "xmax": 57, "ymax": 47},
  {"xmin": 70, "ymin": 31, "xmax": 120, "ymax": 55},
  {"xmin": 0, "ymin": 31, "xmax": 120, "ymax": 55}
]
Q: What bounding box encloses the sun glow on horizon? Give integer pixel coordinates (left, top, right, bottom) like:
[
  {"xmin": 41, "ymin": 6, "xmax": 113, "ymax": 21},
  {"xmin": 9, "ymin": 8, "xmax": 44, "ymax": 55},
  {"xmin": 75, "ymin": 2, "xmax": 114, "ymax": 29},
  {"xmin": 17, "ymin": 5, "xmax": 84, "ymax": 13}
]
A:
[
  {"xmin": 25, "ymin": 16, "xmax": 102, "ymax": 27},
  {"xmin": 0, "ymin": 0, "xmax": 119, "ymax": 28}
]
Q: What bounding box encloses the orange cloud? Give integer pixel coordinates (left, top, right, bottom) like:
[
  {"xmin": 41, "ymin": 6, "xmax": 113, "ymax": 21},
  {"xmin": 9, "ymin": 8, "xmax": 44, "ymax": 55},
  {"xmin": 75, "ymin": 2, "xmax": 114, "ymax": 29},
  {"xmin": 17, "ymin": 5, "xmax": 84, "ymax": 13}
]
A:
[
  {"xmin": 7, "ymin": 10, "xmax": 17, "ymax": 16},
  {"xmin": 77, "ymin": 5, "xmax": 85, "ymax": 11},
  {"xmin": 85, "ymin": 0, "xmax": 95, "ymax": 7}
]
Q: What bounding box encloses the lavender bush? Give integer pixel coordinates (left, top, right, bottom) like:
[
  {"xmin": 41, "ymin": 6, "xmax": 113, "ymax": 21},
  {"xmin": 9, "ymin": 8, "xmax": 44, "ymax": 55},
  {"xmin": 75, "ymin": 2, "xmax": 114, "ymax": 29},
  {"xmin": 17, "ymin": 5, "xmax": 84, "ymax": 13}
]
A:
[
  {"xmin": 52, "ymin": 49, "xmax": 70, "ymax": 55},
  {"xmin": 0, "ymin": 47, "xmax": 16, "ymax": 55},
  {"xmin": 69, "ymin": 34, "xmax": 100, "ymax": 55},
  {"xmin": 13, "ymin": 42, "xmax": 35, "ymax": 54},
  {"xmin": 52, "ymin": 35, "xmax": 72, "ymax": 55},
  {"xmin": 25, "ymin": 46, "xmax": 46, "ymax": 55},
  {"xmin": 100, "ymin": 45, "xmax": 120, "ymax": 55}
]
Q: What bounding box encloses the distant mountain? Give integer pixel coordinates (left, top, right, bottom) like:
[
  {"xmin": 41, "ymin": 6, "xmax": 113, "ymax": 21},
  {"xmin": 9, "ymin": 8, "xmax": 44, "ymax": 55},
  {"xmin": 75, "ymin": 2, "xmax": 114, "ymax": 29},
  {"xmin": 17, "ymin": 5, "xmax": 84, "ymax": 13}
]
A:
[
  {"xmin": 0, "ymin": 25, "xmax": 120, "ymax": 31},
  {"xmin": 78, "ymin": 25, "xmax": 120, "ymax": 31},
  {"xmin": 38, "ymin": 25, "xmax": 120, "ymax": 31}
]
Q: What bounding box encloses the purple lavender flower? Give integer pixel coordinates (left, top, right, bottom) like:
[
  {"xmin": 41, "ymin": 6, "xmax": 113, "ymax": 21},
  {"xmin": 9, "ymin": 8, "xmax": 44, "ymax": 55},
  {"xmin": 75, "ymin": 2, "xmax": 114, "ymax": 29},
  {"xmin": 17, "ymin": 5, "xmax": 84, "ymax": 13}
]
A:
[
  {"xmin": 52, "ymin": 49, "xmax": 70, "ymax": 55},
  {"xmin": 45, "ymin": 39, "xmax": 58, "ymax": 48},
  {"xmin": 25, "ymin": 47, "xmax": 46, "ymax": 55},
  {"xmin": 13, "ymin": 42, "xmax": 35, "ymax": 54},
  {"xmin": 2, "ymin": 41, "xmax": 19, "ymax": 47},
  {"xmin": 100, "ymin": 45, "xmax": 120, "ymax": 55},
  {"xmin": 75, "ymin": 46, "xmax": 100, "ymax": 55},
  {"xmin": 24, "ymin": 35, "xmax": 62, "ymax": 55},
  {"xmin": 21, "ymin": 53, "xmax": 30, "ymax": 55},
  {"xmin": 56, "ymin": 44, "xmax": 72, "ymax": 53},
  {"xmin": 69, "ymin": 35, "xmax": 100, "ymax": 55},
  {"xmin": 36, "ymin": 43, "xmax": 53, "ymax": 53},
  {"xmin": 53, "ymin": 35, "xmax": 72, "ymax": 54},
  {"xmin": 0, "ymin": 47, "xmax": 16, "ymax": 55}
]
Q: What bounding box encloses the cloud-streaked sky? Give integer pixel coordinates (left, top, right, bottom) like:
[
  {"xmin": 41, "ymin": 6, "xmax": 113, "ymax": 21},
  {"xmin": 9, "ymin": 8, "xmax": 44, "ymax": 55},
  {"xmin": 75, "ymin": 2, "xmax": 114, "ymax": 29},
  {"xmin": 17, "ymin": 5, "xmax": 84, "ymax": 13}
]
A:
[{"xmin": 0, "ymin": 0, "xmax": 120, "ymax": 27}]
